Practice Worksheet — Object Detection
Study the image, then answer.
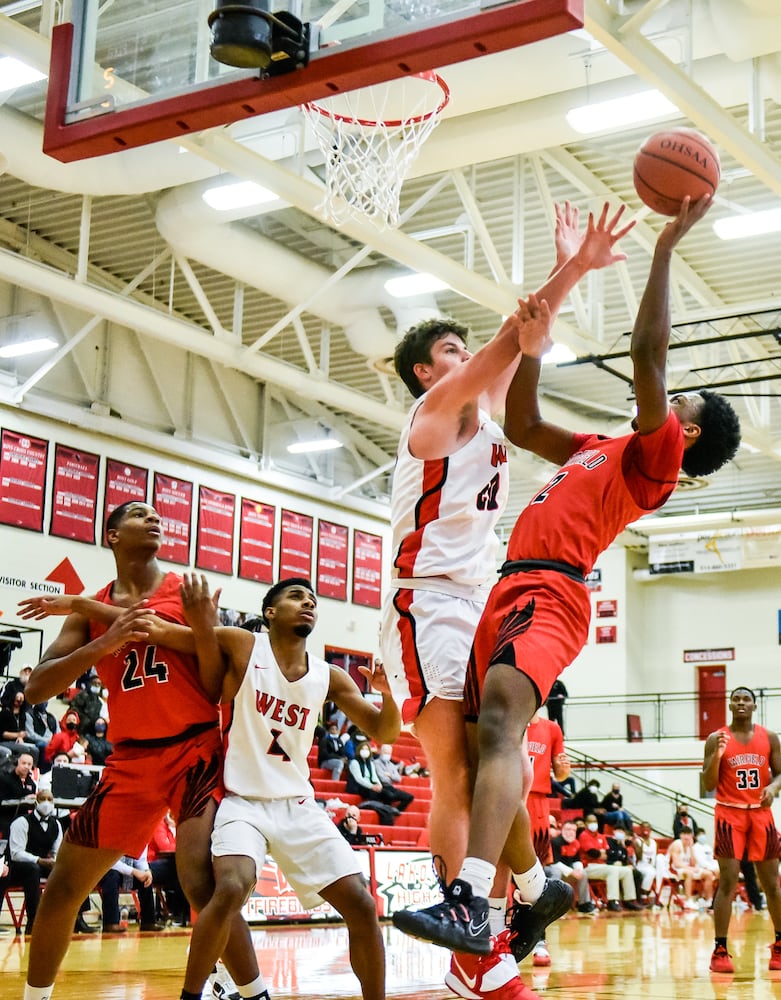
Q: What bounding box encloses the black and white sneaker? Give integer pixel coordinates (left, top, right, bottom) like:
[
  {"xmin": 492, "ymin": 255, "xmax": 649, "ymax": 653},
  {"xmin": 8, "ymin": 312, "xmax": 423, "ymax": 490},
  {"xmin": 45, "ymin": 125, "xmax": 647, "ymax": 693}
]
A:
[
  {"xmin": 207, "ymin": 964, "xmax": 271, "ymax": 1000},
  {"xmin": 506, "ymin": 879, "xmax": 574, "ymax": 962},
  {"xmin": 392, "ymin": 878, "xmax": 492, "ymax": 955}
]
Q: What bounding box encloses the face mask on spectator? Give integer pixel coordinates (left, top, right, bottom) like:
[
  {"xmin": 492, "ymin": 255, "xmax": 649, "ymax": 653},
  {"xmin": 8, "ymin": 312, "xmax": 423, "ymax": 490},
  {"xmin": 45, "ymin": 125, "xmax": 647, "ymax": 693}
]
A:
[
  {"xmin": 36, "ymin": 801, "xmax": 55, "ymax": 818},
  {"xmin": 90, "ymin": 684, "xmax": 101, "ymax": 694},
  {"xmin": 379, "ymin": 753, "xmax": 391, "ymax": 762},
  {"xmin": 613, "ymin": 830, "xmax": 625, "ymax": 842},
  {"xmin": 66, "ymin": 720, "xmax": 78, "ymax": 731},
  {"xmin": 95, "ymin": 723, "xmax": 107, "ymax": 735},
  {"xmin": 697, "ymin": 834, "xmax": 707, "ymax": 844},
  {"xmin": 587, "ymin": 822, "xmax": 598, "ymax": 832},
  {"xmin": 588, "ymin": 783, "xmax": 599, "ymax": 792},
  {"xmin": 358, "ymin": 748, "xmax": 370, "ymax": 759}
]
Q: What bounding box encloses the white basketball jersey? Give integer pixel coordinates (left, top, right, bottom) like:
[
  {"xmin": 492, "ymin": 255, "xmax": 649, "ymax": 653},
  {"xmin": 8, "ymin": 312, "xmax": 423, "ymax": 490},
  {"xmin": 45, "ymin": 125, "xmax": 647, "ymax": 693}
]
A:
[
  {"xmin": 390, "ymin": 398, "xmax": 510, "ymax": 587},
  {"xmin": 222, "ymin": 633, "xmax": 330, "ymax": 800}
]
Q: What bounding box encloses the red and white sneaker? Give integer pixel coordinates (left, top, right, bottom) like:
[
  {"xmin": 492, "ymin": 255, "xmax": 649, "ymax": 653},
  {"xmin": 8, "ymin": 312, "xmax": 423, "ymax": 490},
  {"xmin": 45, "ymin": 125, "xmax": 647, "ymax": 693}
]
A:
[
  {"xmin": 531, "ymin": 941, "xmax": 551, "ymax": 967},
  {"xmin": 769, "ymin": 941, "xmax": 781, "ymax": 971},
  {"xmin": 445, "ymin": 931, "xmax": 541, "ymax": 999}
]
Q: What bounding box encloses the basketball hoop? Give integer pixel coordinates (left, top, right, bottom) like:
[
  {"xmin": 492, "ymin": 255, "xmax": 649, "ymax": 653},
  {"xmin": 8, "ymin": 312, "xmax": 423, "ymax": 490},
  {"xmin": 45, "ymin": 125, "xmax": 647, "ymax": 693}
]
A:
[{"xmin": 302, "ymin": 72, "xmax": 450, "ymax": 229}]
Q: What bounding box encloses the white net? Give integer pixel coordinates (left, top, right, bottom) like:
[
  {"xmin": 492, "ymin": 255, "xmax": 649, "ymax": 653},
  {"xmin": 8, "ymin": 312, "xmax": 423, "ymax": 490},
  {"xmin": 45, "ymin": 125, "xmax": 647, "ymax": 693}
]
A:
[{"xmin": 303, "ymin": 73, "xmax": 449, "ymax": 229}]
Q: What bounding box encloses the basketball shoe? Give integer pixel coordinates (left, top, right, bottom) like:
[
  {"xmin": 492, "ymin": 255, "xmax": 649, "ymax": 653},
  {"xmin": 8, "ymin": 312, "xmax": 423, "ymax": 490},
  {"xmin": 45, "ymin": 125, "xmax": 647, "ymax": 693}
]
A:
[
  {"xmin": 506, "ymin": 879, "xmax": 573, "ymax": 962},
  {"xmin": 445, "ymin": 931, "xmax": 541, "ymax": 999},
  {"xmin": 709, "ymin": 944, "xmax": 734, "ymax": 973},
  {"xmin": 207, "ymin": 962, "xmax": 271, "ymax": 1000},
  {"xmin": 531, "ymin": 941, "xmax": 551, "ymax": 967},
  {"xmin": 768, "ymin": 941, "xmax": 781, "ymax": 971},
  {"xmin": 392, "ymin": 878, "xmax": 492, "ymax": 955}
]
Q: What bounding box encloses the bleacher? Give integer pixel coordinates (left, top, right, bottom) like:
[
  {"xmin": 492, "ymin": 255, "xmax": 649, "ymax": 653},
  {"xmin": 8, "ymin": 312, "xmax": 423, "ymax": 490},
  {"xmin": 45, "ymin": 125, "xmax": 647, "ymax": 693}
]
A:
[{"xmin": 309, "ymin": 731, "xmax": 431, "ymax": 848}]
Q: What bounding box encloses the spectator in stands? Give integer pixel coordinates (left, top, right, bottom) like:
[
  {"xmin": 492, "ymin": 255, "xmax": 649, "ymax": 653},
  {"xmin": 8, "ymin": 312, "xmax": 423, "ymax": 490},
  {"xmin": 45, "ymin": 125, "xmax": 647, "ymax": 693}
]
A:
[
  {"xmin": 672, "ymin": 802, "xmax": 696, "ymax": 839},
  {"xmin": 668, "ymin": 828, "xmax": 714, "ymax": 908},
  {"xmin": 562, "ymin": 777, "xmax": 602, "ymax": 819},
  {"xmin": 599, "ymin": 781, "xmax": 634, "ymax": 833},
  {"xmin": 0, "ymin": 665, "xmax": 32, "ymax": 704},
  {"xmin": 342, "ymin": 725, "xmax": 368, "ymax": 761},
  {"xmin": 0, "ymin": 750, "xmax": 37, "ymax": 836},
  {"xmin": 84, "ymin": 717, "xmax": 113, "ymax": 766},
  {"xmin": 740, "ymin": 859, "xmax": 764, "ymax": 911},
  {"xmin": 24, "ymin": 701, "xmax": 59, "ymax": 773},
  {"xmin": 373, "ymin": 745, "xmax": 415, "ymax": 813},
  {"xmin": 345, "ymin": 742, "xmax": 398, "ymax": 825},
  {"xmin": 318, "ymin": 718, "xmax": 349, "ymax": 780},
  {"xmin": 0, "ymin": 789, "xmax": 61, "ymax": 933},
  {"xmin": 578, "ymin": 813, "xmax": 642, "ymax": 911},
  {"xmin": 607, "ymin": 827, "xmax": 644, "ymax": 899},
  {"xmin": 36, "ymin": 751, "xmax": 73, "ymax": 827},
  {"xmin": 70, "ymin": 676, "xmax": 104, "ymax": 737},
  {"xmin": 100, "ymin": 850, "xmax": 163, "ymax": 932},
  {"xmin": 337, "ymin": 806, "xmax": 370, "ymax": 846},
  {"xmin": 147, "ymin": 811, "xmax": 189, "ymax": 926},
  {"xmin": 634, "ymin": 822, "xmax": 665, "ymax": 905},
  {"xmin": 0, "ymin": 688, "xmax": 38, "ymax": 763},
  {"xmin": 549, "ymin": 819, "xmax": 595, "ymax": 913},
  {"xmin": 44, "ymin": 708, "xmax": 88, "ymax": 765}
]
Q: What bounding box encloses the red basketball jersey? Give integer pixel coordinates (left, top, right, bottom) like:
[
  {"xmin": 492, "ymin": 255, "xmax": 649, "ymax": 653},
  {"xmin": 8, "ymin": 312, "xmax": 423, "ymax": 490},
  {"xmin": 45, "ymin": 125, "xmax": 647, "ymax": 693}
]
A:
[
  {"xmin": 527, "ymin": 716, "xmax": 564, "ymax": 796},
  {"xmin": 506, "ymin": 413, "xmax": 683, "ymax": 574},
  {"xmin": 716, "ymin": 724, "xmax": 773, "ymax": 807},
  {"xmin": 89, "ymin": 572, "xmax": 218, "ymax": 744}
]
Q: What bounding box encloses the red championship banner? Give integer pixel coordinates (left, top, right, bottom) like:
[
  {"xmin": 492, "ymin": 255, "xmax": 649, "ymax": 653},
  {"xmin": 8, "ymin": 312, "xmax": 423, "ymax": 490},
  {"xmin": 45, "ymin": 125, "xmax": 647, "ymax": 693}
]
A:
[
  {"xmin": 279, "ymin": 509, "xmax": 313, "ymax": 579},
  {"xmin": 103, "ymin": 459, "xmax": 148, "ymax": 544},
  {"xmin": 153, "ymin": 473, "xmax": 193, "ymax": 565},
  {"xmin": 195, "ymin": 486, "xmax": 235, "ymax": 575},
  {"xmin": 239, "ymin": 498, "xmax": 276, "ymax": 583},
  {"xmin": 0, "ymin": 429, "xmax": 48, "ymax": 532},
  {"xmin": 352, "ymin": 530, "xmax": 383, "ymax": 608},
  {"xmin": 50, "ymin": 444, "xmax": 100, "ymax": 543},
  {"xmin": 316, "ymin": 520, "xmax": 348, "ymax": 600}
]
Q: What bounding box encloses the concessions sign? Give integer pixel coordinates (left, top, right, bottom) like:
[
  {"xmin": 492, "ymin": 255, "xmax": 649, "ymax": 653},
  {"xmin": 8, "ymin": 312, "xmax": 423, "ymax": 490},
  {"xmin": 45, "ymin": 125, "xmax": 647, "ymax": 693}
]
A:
[
  {"xmin": 0, "ymin": 429, "xmax": 48, "ymax": 532},
  {"xmin": 195, "ymin": 486, "xmax": 235, "ymax": 575},
  {"xmin": 153, "ymin": 473, "xmax": 193, "ymax": 565},
  {"xmin": 50, "ymin": 444, "xmax": 100, "ymax": 543}
]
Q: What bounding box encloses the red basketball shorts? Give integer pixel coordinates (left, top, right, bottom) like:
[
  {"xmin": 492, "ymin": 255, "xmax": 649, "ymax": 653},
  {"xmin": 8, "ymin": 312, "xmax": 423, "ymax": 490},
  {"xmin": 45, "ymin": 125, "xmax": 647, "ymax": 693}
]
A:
[{"xmin": 714, "ymin": 804, "xmax": 781, "ymax": 863}]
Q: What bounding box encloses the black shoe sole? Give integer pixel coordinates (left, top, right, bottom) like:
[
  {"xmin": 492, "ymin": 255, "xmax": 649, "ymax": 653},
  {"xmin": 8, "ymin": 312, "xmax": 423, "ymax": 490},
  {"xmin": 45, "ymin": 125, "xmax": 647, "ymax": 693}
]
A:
[
  {"xmin": 391, "ymin": 909, "xmax": 492, "ymax": 955},
  {"xmin": 509, "ymin": 880, "xmax": 574, "ymax": 961}
]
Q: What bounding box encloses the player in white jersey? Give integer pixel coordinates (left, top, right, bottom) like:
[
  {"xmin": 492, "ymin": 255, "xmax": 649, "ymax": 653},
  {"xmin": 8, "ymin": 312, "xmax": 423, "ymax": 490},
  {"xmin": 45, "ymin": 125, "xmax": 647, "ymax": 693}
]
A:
[{"xmin": 179, "ymin": 575, "xmax": 400, "ymax": 1000}]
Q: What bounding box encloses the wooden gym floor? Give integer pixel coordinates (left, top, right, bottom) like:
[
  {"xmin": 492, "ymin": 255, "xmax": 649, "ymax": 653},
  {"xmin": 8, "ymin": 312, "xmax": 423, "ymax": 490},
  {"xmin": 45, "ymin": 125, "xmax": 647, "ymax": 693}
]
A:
[{"xmin": 1, "ymin": 908, "xmax": 780, "ymax": 999}]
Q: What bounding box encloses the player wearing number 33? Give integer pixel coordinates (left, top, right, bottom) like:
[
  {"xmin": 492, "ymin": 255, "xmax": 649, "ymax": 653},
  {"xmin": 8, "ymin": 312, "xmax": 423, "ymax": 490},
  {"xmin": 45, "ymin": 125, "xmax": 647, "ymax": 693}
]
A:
[{"xmin": 702, "ymin": 685, "xmax": 781, "ymax": 974}]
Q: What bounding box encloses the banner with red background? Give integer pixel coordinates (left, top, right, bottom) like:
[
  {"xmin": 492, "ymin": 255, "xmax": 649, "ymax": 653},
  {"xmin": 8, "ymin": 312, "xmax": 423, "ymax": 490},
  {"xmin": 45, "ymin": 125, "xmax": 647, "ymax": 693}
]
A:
[
  {"xmin": 352, "ymin": 530, "xmax": 383, "ymax": 608},
  {"xmin": 50, "ymin": 444, "xmax": 100, "ymax": 543},
  {"xmin": 279, "ymin": 509, "xmax": 313, "ymax": 579},
  {"xmin": 153, "ymin": 473, "xmax": 193, "ymax": 565},
  {"xmin": 316, "ymin": 520, "xmax": 348, "ymax": 600},
  {"xmin": 195, "ymin": 486, "xmax": 235, "ymax": 574},
  {"xmin": 239, "ymin": 498, "xmax": 276, "ymax": 583},
  {"xmin": 0, "ymin": 429, "xmax": 48, "ymax": 532}
]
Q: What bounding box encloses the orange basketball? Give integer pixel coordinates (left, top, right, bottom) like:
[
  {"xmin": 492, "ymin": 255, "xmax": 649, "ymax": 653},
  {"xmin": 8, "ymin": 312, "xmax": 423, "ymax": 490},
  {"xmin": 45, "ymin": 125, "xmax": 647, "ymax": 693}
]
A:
[{"xmin": 633, "ymin": 128, "xmax": 720, "ymax": 216}]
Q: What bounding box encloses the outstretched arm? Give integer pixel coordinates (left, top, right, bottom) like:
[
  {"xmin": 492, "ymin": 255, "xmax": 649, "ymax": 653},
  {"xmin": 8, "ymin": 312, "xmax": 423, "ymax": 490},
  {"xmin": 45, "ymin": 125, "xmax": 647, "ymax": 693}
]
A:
[
  {"xmin": 631, "ymin": 195, "xmax": 712, "ymax": 433},
  {"xmin": 328, "ymin": 659, "xmax": 401, "ymax": 747},
  {"xmin": 25, "ymin": 604, "xmax": 155, "ymax": 704}
]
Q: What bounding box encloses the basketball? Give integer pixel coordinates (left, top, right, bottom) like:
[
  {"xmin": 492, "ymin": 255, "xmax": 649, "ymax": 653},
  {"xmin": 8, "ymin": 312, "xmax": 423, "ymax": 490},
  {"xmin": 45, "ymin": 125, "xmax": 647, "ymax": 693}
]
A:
[{"xmin": 633, "ymin": 128, "xmax": 720, "ymax": 216}]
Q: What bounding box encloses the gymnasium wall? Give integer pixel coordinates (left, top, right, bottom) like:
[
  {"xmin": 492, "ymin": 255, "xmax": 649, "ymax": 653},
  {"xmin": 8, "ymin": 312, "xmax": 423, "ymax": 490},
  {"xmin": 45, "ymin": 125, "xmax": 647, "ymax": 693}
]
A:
[{"xmin": 0, "ymin": 405, "xmax": 390, "ymax": 667}]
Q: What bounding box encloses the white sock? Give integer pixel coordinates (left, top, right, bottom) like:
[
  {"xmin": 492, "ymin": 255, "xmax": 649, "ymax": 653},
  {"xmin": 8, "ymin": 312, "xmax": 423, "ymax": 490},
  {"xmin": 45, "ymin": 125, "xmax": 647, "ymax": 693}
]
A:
[
  {"xmin": 512, "ymin": 860, "xmax": 546, "ymax": 904},
  {"xmin": 25, "ymin": 987, "xmax": 54, "ymax": 1000},
  {"xmin": 238, "ymin": 975, "xmax": 268, "ymax": 998},
  {"xmin": 457, "ymin": 858, "xmax": 497, "ymax": 899},
  {"xmin": 488, "ymin": 895, "xmax": 507, "ymax": 935}
]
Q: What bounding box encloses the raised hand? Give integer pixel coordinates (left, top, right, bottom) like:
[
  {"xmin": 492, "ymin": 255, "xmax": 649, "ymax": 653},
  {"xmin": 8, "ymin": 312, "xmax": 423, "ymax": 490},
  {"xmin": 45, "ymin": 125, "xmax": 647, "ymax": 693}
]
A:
[
  {"xmin": 515, "ymin": 293, "xmax": 553, "ymax": 360},
  {"xmin": 17, "ymin": 595, "xmax": 75, "ymax": 620},
  {"xmin": 358, "ymin": 658, "xmax": 392, "ymax": 697},
  {"xmin": 657, "ymin": 194, "xmax": 712, "ymax": 253},
  {"xmin": 554, "ymin": 201, "xmax": 583, "ymax": 266},
  {"xmin": 715, "ymin": 729, "xmax": 730, "ymax": 758},
  {"xmin": 180, "ymin": 573, "xmax": 221, "ymax": 631},
  {"xmin": 103, "ymin": 602, "xmax": 156, "ymax": 653},
  {"xmin": 577, "ymin": 202, "xmax": 636, "ymax": 271}
]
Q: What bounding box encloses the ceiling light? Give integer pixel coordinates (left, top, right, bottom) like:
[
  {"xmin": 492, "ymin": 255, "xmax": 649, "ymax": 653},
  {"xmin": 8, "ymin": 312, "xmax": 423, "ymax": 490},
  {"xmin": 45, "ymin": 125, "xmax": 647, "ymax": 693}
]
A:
[
  {"xmin": 542, "ymin": 343, "xmax": 576, "ymax": 365},
  {"xmin": 384, "ymin": 273, "xmax": 450, "ymax": 298},
  {"xmin": 0, "ymin": 337, "xmax": 57, "ymax": 358},
  {"xmin": 566, "ymin": 89, "xmax": 678, "ymax": 135},
  {"xmin": 0, "ymin": 56, "xmax": 46, "ymax": 94},
  {"xmin": 202, "ymin": 180, "xmax": 278, "ymax": 211},
  {"xmin": 287, "ymin": 438, "xmax": 343, "ymax": 454},
  {"xmin": 713, "ymin": 207, "xmax": 781, "ymax": 241}
]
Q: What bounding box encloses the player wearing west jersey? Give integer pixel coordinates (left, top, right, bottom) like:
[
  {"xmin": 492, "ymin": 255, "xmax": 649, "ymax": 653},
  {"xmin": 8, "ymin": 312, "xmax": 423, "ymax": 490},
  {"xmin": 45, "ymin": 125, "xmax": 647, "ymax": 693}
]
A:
[
  {"xmin": 179, "ymin": 575, "xmax": 401, "ymax": 1000},
  {"xmin": 703, "ymin": 686, "xmax": 781, "ymax": 974},
  {"xmin": 18, "ymin": 501, "xmax": 262, "ymax": 1000},
  {"xmin": 393, "ymin": 199, "xmax": 741, "ymax": 963}
]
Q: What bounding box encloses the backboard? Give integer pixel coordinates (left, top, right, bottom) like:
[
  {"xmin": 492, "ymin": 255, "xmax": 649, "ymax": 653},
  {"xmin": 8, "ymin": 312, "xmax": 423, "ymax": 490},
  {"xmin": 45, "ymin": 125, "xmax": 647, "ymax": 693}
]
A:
[{"xmin": 43, "ymin": 0, "xmax": 584, "ymax": 161}]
